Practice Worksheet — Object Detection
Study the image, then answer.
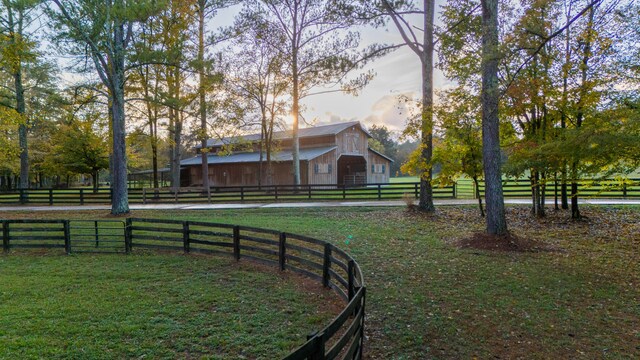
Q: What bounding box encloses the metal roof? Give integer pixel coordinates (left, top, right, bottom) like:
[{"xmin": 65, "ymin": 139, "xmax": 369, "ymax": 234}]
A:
[
  {"xmin": 200, "ymin": 121, "xmax": 370, "ymax": 148},
  {"xmin": 180, "ymin": 146, "xmax": 337, "ymax": 166},
  {"xmin": 368, "ymin": 148, "xmax": 395, "ymax": 162}
]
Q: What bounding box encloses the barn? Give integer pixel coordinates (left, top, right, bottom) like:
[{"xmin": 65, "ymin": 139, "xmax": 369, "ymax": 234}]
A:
[{"xmin": 180, "ymin": 121, "xmax": 393, "ymax": 187}]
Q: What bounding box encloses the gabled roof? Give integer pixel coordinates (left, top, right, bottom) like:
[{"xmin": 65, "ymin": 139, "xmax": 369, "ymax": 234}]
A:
[
  {"xmin": 199, "ymin": 121, "xmax": 371, "ymax": 149},
  {"xmin": 368, "ymin": 147, "xmax": 395, "ymax": 162},
  {"xmin": 181, "ymin": 146, "xmax": 337, "ymax": 166}
]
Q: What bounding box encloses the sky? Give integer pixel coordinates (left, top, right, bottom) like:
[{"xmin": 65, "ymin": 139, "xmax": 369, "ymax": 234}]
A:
[{"xmin": 213, "ymin": 2, "xmax": 451, "ymax": 136}]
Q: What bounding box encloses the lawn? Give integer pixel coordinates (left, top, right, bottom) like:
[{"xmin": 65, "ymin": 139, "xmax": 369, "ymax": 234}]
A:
[
  {"xmin": 0, "ymin": 253, "xmax": 340, "ymax": 359},
  {"xmin": 2, "ymin": 205, "xmax": 639, "ymax": 359}
]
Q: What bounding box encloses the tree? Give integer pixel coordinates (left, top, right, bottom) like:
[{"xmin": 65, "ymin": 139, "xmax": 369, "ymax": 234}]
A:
[
  {"xmin": 50, "ymin": 116, "xmax": 110, "ymax": 193},
  {"xmin": 228, "ymin": 11, "xmax": 288, "ymax": 186},
  {"xmin": 434, "ymin": 87, "xmax": 485, "ymax": 216},
  {"xmin": 250, "ymin": 0, "xmax": 375, "ymax": 185},
  {"xmin": 0, "ymin": 0, "xmax": 41, "ymax": 198},
  {"xmin": 377, "ymin": 0, "xmax": 436, "ymax": 211},
  {"xmin": 49, "ymin": 0, "xmax": 160, "ymax": 214},
  {"xmin": 480, "ymin": 0, "xmax": 508, "ymax": 235}
]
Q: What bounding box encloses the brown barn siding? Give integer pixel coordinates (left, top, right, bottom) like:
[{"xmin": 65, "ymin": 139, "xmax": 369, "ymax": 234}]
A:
[
  {"xmin": 368, "ymin": 150, "xmax": 391, "ymax": 183},
  {"xmin": 308, "ymin": 150, "xmax": 337, "ymax": 184},
  {"xmin": 336, "ymin": 128, "xmax": 368, "ymax": 158},
  {"xmin": 187, "ymin": 161, "xmax": 310, "ymax": 187}
]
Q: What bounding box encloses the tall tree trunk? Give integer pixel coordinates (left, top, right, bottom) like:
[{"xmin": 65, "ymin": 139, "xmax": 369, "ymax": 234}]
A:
[
  {"xmin": 16, "ymin": 69, "xmax": 28, "ymax": 198},
  {"xmin": 291, "ymin": 48, "xmax": 301, "ymax": 186},
  {"xmin": 480, "ymin": 0, "xmax": 508, "ymax": 235},
  {"xmin": 571, "ymin": 7, "xmax": 595, "ymax": 220},
  {"xmin": 560, "ymin": 0, "xmax": 573, "ymax": 210},
  {"xmin": 418, "ymin": 0, "xmax": 435, "ymax": 212},
  {"xmin": 198, "ymin": 0, "xmax": 210, "ymax": 199},
  {"xmin": 109, "ymin": 19, "xmax": 130, "ymax": 215}
]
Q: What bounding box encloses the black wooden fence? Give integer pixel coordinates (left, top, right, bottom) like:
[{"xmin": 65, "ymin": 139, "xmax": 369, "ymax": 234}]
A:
[
  {"xmin": 0, "ymin": 182, "xmax": 455, "ymax": 205},
  {"xmin": 0, "ymin": 218, "xmax": 366, "ymax": 360}
]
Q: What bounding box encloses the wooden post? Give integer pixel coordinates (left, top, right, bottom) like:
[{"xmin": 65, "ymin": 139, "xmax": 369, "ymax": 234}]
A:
[
  {"xmin": 125, "ymin": 218, "xmax": 132, "ymax": 254},
  {"xmin": 274, "ymin": 185, "xmax": 278, "ymax": 201},
  {"xmin": 322, "ymin": 243, "xmax": 332, "ymax": 288},
  {"xmin": 377, "ymin": 184, "xmax": 381, "ymax": 200},
  {"xmin": 308, "ymin": 185, "xmax": 312, "ymax": 200},
  {"xmin": 307, "ymin": 332, "xmax": 325, "ymax": 360},
  {"xmin": 414, "ymin": 183, "xmax": 419, "ymax": 199},
  {"xmin": 452, "ymin": 182, "xmax": 457, "ymax": 198},
  {"xmin": 358, "ymin": 287, "xmax": 366, "ymax": 360},
  {"xmin": 342, "ymin": 185, "xmax": 346, "ymax": 200},
  {"xmin": 143, "ymin": 188, "xmax": 147, "ymax": 204},
  {"xmin": 19, "ymin": 189, "xmax": 26, "ymax": 204},
  {"xmin": 79, "ymin": 189, "xmax": 84, "ymax": 205},
  {"xmin": 49, "ymin": 189, "xmax": 53, "ymax": 205},
  {"xmin": 94, "ymin": 220, "xmax": 99, "ymax": 247},
  {"xmin": 233, "ymin": 225, "xmax": 240, "ymax": 261},
  {"xmin": 2, "ymin": 221, "xmax": 9, "ymax": 253},
  {"xmin": 63, "ymin": 220, "xmax": 71, "ymax": 255},
  {"xmin": 240, "ymin": 187, "xmax": 244, "ymax": 202},
  {"xmin": 623, "ymin": 184, "xmax": 627, "ymax": 199},
  {"xmin": 278, "ymin": 232, "xmax": 286, "ymax": 271},
  {"xmin": 348, "ymin": 260, "xmax": 355, "ymax": 301},
  {"xmin": 183, "ymin": 221, "xmax": 190, "ymax": 253}
]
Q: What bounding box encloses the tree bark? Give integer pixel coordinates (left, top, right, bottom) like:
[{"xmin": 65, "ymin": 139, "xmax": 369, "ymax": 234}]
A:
[
  {"xmin": 480, "ymin": 0, "xmax": 508, "ymax": 235},
  {"xmin": 198, "ymin": 0, "xmax": 210, "ymax": 199},
  {"xmin": 109, "ymin": 17, "xmax": 130, "ymax": 215},
  {"xmin": 291, "ymin": 15, "xmax": 301, "ymax": 186},
  {"xmin": 418, "ymin": 0, "xmax": 435, "ymax": 212}
]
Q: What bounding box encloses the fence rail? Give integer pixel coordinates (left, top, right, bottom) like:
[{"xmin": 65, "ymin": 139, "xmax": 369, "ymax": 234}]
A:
[
  {"xmin": 0, "ymin": 182, "xmax": 454, "ymax": 205},
  {"xmin": 0, "ymin": 218, "xmax": 366, "ymax": 360},
  {"xmin": 1, "ymin": 178, "xmax": 638, "ymax": 206}
]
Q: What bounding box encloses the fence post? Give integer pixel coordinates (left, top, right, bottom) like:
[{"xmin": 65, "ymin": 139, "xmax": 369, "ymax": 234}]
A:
[
  {"xmin": 19, "ymin": 189, "xmax": 26, "ymax": 204},
  {"xmin": 233, "ymin": 225, "xmax": 240, "ymax": 261},
  {"xmin": 143, "ymin": 188, "xmax": 147, "ymax": 204},
  {"xmin": 452, "ymin": 182, "xmax": 457, "ymax": 199},
  {"xmin": 79, "ymin": 189, "xmax": 84, "ymax": 205},
  {"xmin": 49, "ymin": 189, "xmax": 54, "ymax": 205},
  {"xmin": 2, "ymin": 221, "xmax": 9, "ymax": 253},
  {"xmin": 308, "ymin": 185, "xmax": 312, "ymax": 200},
  {"xmin": 358, "ymin": 287, "xmax": 367, "ymax": 360},
  {"xmin": 279, "ymin": 232, "xmax": 286, "ymax": 271},
  {"xmin": 274, "ymin": 185, "xmax": 278, "ymax": 201},
  {"xmin": 322, "ymin": 243, "xmax": 332, "ymax": 288},
  {"xmin": 125, "ymin": 218, "xmax": 132, "ymax": 254},
  {"xmin": 342, "ymin": 185, "xmax": 346, "ymax": 200},
  {"xmin": 183, "ymin": 221, "xmax": 190, "ymax": 253},
  {"xmin": 414, "ymin": 183, "xmax": 419, "ymax": 199},
  {"xmin": 623, "ymin": 184, "xmax": 627, "ymax": 199},
  {"xmin": 377, "ymin": 184, "xmax": 381, "ymax": 200},
  {"xmin": 94, "ymin": 220, "xmax": 99, "ymax": 247},
  {"xmin": 348, "ymin": 259, "xmax": 355, "ymax": 301},
  {"xmin": 307, "ymin": 332, "xmax": 325, "ymax": 360},
  {"xmin": 63, "ymin": 220, "xmax": 71, "ymax": 255},
  {"xmin": 240, "ymin": 187, "xmax": 245, "ymax": 202}
]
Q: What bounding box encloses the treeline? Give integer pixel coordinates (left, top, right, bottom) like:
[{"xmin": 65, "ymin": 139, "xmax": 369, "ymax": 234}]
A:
[{"xmin": 1, "ymin": 0, "xmax": 639, "ymax": 223}]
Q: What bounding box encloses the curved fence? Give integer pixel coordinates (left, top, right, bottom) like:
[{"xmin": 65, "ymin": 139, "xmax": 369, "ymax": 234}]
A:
[{"xmin": 0, "ymin": 218, "xmax": 366, "ymax": 360}]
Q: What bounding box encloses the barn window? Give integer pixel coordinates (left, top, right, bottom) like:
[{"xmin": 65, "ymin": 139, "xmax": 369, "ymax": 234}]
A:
[
  {"xmin": 315, "ymin": 163, "xmax": 330, "ymax": 174},
  {"xmin": 371, "ymin": 164, "xmax": 385, "ymax": 174}
]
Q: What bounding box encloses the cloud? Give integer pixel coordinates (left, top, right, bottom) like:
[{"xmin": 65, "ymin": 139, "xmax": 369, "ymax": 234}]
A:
[{"xmin": 361, "ymin": 92, "xmax": 419, "ymax": 132}]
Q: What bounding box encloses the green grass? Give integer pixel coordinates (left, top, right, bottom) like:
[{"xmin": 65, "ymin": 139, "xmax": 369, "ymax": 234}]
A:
[
  {"xmin": 0, "ymin": 253, "xmax": 338, "ymax": 359},
  {"xmin": 2, "ymin": 206, "xmax": 639, "ymax": 359}
]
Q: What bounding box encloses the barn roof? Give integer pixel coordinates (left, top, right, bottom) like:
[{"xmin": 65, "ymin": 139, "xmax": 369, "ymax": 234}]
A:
[
  {"xmin": 199, "ymin": 121, "xmax": 370, "ymax": 149},
  {"xmin": 180, "ymin": 146, "xmax": 337, "ymax": 166}
]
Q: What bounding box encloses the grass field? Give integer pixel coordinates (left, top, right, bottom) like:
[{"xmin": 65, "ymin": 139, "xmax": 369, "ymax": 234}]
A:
[
  {"xmin": 2, "ymin": 205, "xmax": 639, "ymax": 359},
  {"xmin": 0, "ymin": 253, "xmax": 339, "ymax": 359}
]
